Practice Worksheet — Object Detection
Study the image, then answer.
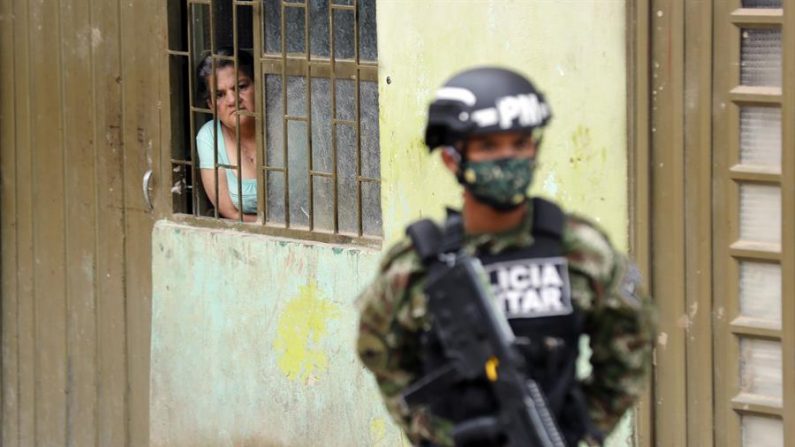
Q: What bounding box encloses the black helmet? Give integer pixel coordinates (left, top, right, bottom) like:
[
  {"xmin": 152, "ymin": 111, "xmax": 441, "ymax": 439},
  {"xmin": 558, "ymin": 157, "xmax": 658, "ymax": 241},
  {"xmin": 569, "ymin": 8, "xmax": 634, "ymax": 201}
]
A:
[{"xmin": 424, "ymin": 67, "xmax": 552, "ymax": 150}]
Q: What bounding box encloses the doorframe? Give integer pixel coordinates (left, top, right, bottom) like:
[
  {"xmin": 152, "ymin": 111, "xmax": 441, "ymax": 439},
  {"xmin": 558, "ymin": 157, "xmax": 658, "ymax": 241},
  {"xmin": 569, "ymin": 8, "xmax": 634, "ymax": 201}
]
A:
[
  {"xmin": 627, "ymin": 0, "xmax": 653, "ymax": 445},
  {"xmin": 629, "ymin": 0, "xmax": 716, "ymax": 445}
]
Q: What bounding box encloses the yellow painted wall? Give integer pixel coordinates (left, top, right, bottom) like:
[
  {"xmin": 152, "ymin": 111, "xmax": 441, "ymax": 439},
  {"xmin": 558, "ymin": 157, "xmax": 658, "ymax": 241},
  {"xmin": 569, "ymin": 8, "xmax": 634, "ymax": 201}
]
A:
[{"xmin": 377, "ymin": 0, "xmax": 629, "ymax": 253}]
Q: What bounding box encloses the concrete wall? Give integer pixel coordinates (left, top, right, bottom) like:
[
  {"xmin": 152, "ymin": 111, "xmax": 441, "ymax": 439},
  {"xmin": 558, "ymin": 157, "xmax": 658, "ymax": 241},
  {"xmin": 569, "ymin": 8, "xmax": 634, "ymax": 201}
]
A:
[
  {"xmin": 150, "ymin": 223, "xmax": 402, "ymax": 447},
  {"xmin": 378, "ymin": 1, "xmax": 629, "ymax": 250},
  {"xmin": 151, "ymin": 1, "xmax": 632, "ymax": 446}
]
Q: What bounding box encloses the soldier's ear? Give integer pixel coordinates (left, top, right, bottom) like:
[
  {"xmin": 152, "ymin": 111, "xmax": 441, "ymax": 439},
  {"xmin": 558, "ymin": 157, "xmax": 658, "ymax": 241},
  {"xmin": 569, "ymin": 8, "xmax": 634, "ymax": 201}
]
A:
[{"xmin": 441, "ymin": 146, "xmax": 460, "ymax": 175}]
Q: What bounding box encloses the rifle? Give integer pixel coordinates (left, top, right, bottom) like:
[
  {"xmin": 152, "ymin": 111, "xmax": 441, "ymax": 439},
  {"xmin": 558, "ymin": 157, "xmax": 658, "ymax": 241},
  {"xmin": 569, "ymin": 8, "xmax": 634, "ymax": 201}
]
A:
[{"xmin": 402, "ymin": 219, "xmax": 566, "ymax": 447}]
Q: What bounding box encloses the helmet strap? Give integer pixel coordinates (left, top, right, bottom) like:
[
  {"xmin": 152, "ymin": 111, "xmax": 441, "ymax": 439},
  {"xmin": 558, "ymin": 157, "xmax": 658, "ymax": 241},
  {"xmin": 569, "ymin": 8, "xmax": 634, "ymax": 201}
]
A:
[{"xmin": 443, "ymin": 143, "xmax": 468, "ymax": 184}]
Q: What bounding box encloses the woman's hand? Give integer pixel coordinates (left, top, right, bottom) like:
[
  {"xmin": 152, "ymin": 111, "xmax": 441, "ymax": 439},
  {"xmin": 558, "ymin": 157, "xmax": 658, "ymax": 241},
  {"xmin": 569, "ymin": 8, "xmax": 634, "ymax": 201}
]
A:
[{"xmin": 200, "ymin": 168, "xmax": 257, "ymax": 222}]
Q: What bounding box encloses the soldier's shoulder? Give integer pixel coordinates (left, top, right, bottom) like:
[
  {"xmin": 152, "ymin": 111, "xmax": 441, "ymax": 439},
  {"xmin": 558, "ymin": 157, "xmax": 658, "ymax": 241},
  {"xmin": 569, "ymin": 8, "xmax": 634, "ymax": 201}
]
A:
[
  {"xmin": 378, "ymin": 215, "xmax": 455, "ymax": 272},
  {"xmin": 378, "ymin": 236, "xmax": 420, "ymax": 271},
  {"xmin": 562, "ymin": 213, "xmax": 620, "ymax": 278},
  {"xmin": 355, "ymin": 233, "xmax": 425, "ymax": 318},
  {"xmin": 563, "ymin": 214, "xmax": 615, "ymax": 251}
]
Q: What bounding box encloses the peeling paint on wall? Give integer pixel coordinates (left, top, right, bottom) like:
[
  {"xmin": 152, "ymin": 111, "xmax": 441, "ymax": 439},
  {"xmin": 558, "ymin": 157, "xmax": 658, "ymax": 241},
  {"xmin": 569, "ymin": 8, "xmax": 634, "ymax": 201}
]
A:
[
  {"xmin": 370, "ymin": 418, "xmax": 387, "ymax": 445},
  {"xmin": 274, "ymin": 282, "xmax": 341, "ymax": 383},
  {"xmin": 542, "ymin": 171, "xmax": 560, "ymax": 199}
]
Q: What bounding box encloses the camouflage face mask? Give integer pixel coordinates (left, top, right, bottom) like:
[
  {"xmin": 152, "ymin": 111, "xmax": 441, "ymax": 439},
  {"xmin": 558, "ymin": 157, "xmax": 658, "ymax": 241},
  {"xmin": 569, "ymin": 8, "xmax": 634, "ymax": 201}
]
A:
[{"xmin": 460, "ymin": 157, "xmax": 536, "ymax": 210}]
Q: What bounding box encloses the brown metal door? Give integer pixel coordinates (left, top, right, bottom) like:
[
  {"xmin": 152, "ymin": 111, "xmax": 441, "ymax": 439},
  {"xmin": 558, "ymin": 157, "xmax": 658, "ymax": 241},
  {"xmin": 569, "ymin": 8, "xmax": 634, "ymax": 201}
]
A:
[
  {"xmin": 0, "ymin": 0, "xmax": 164, "ymax": 446},
  {"xmin": 641, "ymin": 0, "xmax": 794, "ymax": 445}
]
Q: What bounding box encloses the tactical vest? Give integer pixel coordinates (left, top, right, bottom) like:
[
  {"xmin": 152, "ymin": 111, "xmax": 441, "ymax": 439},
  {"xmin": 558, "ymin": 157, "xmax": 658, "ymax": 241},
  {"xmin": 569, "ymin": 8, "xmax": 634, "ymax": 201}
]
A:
[{"xmin": 412, "ymin": 198, "xmax": 594, "ymax": 447}]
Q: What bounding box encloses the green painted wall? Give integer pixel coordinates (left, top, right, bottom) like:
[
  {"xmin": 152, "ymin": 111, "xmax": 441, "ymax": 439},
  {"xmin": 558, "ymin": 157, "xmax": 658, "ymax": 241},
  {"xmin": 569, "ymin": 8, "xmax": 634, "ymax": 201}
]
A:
[
  {"xmin": 151, "ymin": 1, "xmax": 633, "ymax": 446},
  {"xmin": 150, "ymin": 222, "xmax": 407, "ymax": 447}
]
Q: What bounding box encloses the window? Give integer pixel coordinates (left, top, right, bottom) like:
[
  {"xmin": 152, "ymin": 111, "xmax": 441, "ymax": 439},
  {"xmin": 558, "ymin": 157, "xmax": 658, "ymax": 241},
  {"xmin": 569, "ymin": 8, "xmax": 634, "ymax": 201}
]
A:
[
  {"xmin": 713, "ymin": 1, "xmax": 791, "ymax": 445},
  {"xmin": 167, "ymin": 0, "xmax": 381, "ymax": 244}
]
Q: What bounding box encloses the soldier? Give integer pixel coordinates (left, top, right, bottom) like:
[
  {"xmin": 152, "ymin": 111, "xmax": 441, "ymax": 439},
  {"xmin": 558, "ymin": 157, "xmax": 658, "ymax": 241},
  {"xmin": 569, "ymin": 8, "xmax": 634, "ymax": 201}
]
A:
[{"xmin": 356, "ymin": 67, "xmax": 655, "ymax": 447}]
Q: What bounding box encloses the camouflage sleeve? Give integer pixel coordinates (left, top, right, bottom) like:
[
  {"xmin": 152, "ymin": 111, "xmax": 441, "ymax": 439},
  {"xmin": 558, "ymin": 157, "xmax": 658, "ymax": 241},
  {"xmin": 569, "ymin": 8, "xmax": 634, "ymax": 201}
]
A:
[
  {"xmin": 355, "ymin": 238, "xmax": 455, "ymax": 446},
  {"xmin": 563, "ymin": 215, "xmax": 657, "ymax": 436}
]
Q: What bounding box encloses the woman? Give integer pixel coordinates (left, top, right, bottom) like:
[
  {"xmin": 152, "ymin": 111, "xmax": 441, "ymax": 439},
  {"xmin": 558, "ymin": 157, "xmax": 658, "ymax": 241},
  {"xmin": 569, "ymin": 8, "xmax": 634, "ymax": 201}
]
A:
[{"xmin": 196, "ymin": 47, "xmax": 257, "ymax": 222}]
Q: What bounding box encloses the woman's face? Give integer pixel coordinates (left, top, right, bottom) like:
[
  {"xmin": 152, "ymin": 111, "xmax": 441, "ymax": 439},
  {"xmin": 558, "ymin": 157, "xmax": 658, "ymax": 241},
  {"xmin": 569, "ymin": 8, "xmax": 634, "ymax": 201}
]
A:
[{"xmin": 206, "ymin": 66, "xmax": 255, "ymax": 130}]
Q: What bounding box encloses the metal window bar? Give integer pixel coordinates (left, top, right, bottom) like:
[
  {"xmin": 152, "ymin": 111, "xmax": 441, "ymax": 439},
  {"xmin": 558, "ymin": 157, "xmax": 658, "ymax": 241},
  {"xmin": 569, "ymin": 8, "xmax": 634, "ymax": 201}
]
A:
[
  {"xmin": 180, "ymin": 0, "xmax": 213, "ymax": 217},
  {"xmin": 331, "ymin": 1, "xmax": 362, "ymax": 234},
  {"xmin": 281, "ymin": 1, "xmax": 290, "ymax": 227},
  {"xmin": 261, "ymin": 1, "xmax": 279, "ymax": 226},
  {"xmin": 253, "ymin": 1, "xmax": 266, "ymax": 221},
  {"xmin": 305, "ymin": 3, "xmax": 314, "ymax": 231},
  {"xmin": 166, "ymin": 2, "xmax": 189, "ymax": 214},
  {"xmin": 233, "ymin": 4, "xmax": 244, "ymax": 219},
  {"xmin": 353, "ymin": 1, "xmax": 363, "ymax": 236},
  {"xmin": 196, "ymin": 1, "xmax": 211, "ymax": 216},
  {"xmin": 209, "ymin": 4, "xmax": 223, "ymax": 220},
  {"xmin": 188, "ymin": 2, "xmax": 199, "ymax": 215},
  {"xmin": 330, "ymin": 3, "xmax": 339, "ymax": 232}
]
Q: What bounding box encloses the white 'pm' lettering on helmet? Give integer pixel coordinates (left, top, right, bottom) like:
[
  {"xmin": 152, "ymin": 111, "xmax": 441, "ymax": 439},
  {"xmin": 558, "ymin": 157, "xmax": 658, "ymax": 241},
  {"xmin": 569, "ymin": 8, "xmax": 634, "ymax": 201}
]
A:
[
  {"xmin": 467, "ymin": 93, "xmax": 550, "ymax": 130},
  {"xmin": 497, "ymin": 93, "xmax": 549, "ymax": 129}
]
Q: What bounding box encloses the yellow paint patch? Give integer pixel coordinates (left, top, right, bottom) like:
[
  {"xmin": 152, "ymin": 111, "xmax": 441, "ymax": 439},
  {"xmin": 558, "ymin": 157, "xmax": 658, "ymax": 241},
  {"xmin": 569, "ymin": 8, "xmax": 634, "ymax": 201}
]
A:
[
  {"xmin": 273, "ymin": 282, "xmax": 341, "ymax": 382},
  {"xmin": 370, "ymin": 418, "xmax": 387, "ymax": 446}
]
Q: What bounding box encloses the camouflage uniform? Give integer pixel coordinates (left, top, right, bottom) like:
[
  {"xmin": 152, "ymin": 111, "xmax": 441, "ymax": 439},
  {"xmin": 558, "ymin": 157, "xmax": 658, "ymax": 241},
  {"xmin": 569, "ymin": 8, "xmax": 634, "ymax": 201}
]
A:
[{"xmin": 356, "ymin": 201, "xmax": 656, "ymax": 446}]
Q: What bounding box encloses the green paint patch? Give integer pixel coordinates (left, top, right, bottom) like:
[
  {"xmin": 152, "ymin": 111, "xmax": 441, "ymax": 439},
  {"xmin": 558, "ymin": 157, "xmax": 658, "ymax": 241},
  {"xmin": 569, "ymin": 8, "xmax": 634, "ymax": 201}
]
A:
[
  {"xmin": 332, "ymin": 247, "xmax": 344, "ymax": 255},
  {"xmin": 273, "ymin": 282, "xmax": 341, "ymax": 382}
]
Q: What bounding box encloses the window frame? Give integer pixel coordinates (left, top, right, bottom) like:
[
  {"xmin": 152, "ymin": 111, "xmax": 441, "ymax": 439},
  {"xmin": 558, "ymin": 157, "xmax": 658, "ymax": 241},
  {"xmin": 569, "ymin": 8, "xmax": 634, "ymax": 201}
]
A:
[
  {"xmin": 713, "ymin": 1, "xmax": 794, "ymax": 446},
  {"xmin": 162, "ymin": 0, "xmax": 382, "ymax": 248}
]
